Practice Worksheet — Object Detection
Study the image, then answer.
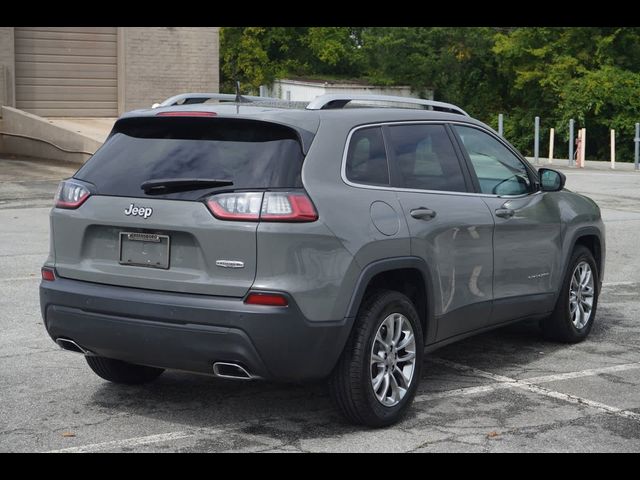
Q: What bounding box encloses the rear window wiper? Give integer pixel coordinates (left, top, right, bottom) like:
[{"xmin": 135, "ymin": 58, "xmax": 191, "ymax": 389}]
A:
[{"xmin": 141, "ymin": 178, "xmax": 234, "ymax": 194}]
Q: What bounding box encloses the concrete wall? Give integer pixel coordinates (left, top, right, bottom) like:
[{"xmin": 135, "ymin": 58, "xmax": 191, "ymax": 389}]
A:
[
  {"xmin": 121, "ymin": 27, "xmax": 219, "ymax": 112},
  {"xmin": 0, "ymin": 27, "xmax": 15, "ymax": 109},
  {"xmin": 268, "ymin": 79, "xmax": 432, "ymax": 103},
  {"xmin": 0, "ymin": 106, "xmax": 101, "ymax": 164}
]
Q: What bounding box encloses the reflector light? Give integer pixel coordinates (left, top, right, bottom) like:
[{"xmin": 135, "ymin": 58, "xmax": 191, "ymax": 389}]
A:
[
  {"xmin": 244, "ymin": 292, "xmax": 289, "ymax": 307},
  {"xmin": 41, "ymin": 267, "xmax": 55, "ymax": 281}
]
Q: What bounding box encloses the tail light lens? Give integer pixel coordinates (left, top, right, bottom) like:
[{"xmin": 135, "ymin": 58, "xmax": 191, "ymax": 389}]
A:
[
  {"xmin": 261, "ymin": 192, "xmax": 318, "ymax": 222},
  {"xmin": 206, "ymin": 192, "xmax": 318, "ymax": 222},
  {"xmin": 55, "ymin": 180, "xmax": 91, "ymax": 209},
  {"xmin": 206, "ymin": 192, "xmax": 263, "ymax": 220}
]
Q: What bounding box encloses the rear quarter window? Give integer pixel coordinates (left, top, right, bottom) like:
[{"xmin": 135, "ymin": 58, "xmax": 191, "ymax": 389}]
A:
[{"xmin": 345, "ymin": 127, "xmax": 390, "ymax": 186}]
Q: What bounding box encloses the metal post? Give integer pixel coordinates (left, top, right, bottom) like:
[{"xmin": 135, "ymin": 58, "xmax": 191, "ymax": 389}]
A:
[
  {"xmin": 548, "ymin": 128, "xmax": 555, "ymax": 164},
  {"xmin": 259, "ymin": 85, "xmax": 267, "ymax": 97},
  {"xmin": 498, "ymin": 114, "xmax": 504, "ymax": 137},
  {"xmin": 610, "ymin": 129, "xmax": 615, "ymax": 169},
  {"xmin": 635, "ymin": 123, "xmax": 640, "ymax": 171},
  {"xmin": 534, "ymin": 116, "xmax": 540, "ymax": 164},
  {"xmin": 580, "ymin": 128, "xmax": 587, "ymax": 168},
  {"xmin": 569, "ymin": 119, "xmax": 575, "ymax": 167}
]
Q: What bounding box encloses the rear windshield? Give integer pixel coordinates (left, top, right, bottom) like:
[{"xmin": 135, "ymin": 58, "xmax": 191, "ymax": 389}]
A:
[{"xmin": 75, "ymin": 117, "xmax": 305, "ymax": 200}]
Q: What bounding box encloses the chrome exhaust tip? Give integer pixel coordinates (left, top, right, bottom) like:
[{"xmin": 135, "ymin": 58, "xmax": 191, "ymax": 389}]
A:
[
  {"xmin": 212, "ymin": 362, "xmax": 253, "ymax": 380},
  {"xmin": 55, "ymin": 338, "xmax": 90, "ymax": 355}
]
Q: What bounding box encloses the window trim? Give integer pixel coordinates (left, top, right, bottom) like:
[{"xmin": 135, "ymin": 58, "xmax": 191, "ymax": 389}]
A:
[
  {"xmin": 340, "ymin": 120, "xmax": 498, "ymax": 197},
  {"xmin": 448, "ymin": 123, "xmax": 541, "ymax": 197}
]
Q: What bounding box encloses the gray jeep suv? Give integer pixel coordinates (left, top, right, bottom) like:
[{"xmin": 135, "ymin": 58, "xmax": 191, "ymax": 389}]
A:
[{"xmin": 40, "ymin": 93, "xmax": 604, "ymax": 427}]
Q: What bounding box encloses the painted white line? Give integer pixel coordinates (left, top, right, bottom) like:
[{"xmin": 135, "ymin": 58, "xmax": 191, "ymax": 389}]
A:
[
  {"xmin": 525, "ymin": 362, "xmax": 640, "ymax": 384},
  {"xmin": 0, "ymin": 276, "xmax": 39, "ymax": 282},
  {"xmin": 602, "ymin": 281, "xmax": 638, "ymax": 287},
  {"xmin": 414, "ymin": 383, "xmax": 511, "ymax": 402},
  {"xmin": 413, "ymin": 362, "xmax": 640, "ymax": 402},
  {"xmin": 47, "ymin": 360, "xmax": 640, "ymax": 453},
  {"xmin": 517, "ymin": 381, "xmax": 640, "ymax": 421},
  {"xmin": 47, "ymin": 431, "xmax": 196, "ymax": 453},
  {"xmin": 429, "ymin": 358, "xmax": 640, "ymax": 421}
]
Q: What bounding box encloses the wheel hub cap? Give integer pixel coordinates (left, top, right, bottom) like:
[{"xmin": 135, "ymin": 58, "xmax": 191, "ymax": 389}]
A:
[
  {"xmin": 569, "ymin": 261, "xmax": 595, "ymax": 329},
  {"xmin": 370, "ymin": 313, "xmax": 417, "ymax": 407}
]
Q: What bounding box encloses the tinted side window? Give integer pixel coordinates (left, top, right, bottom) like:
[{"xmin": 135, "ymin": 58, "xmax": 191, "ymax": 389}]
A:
[
  {"xmin": 345, "ymin": 127, "xmax": 390, "ymax": 186},
  {"xmin": 387, "ymin": 124, "xmax": 467, "ymax": 192},
  {"xmin": 454, "ymin": 125, "xmax": 532, "ymax": 196}
]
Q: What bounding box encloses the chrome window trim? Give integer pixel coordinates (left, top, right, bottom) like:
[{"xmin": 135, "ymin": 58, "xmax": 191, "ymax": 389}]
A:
[{"xmin": 341, "ymin": 120, "xmax": 536, "ymax": 200}]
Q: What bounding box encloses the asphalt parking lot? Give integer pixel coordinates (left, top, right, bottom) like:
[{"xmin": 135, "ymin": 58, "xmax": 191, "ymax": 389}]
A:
[{"xmin": 1, "ymin": 156, "xmax": 639, "ymax": 452}]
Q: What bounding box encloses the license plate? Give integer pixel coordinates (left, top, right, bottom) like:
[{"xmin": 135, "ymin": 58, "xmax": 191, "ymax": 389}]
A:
[{"xmin": 119, "ymin": 232, "xmax": 170, "ymax": 269}]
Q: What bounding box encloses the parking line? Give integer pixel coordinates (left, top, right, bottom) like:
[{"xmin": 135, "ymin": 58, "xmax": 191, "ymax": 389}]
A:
[
  {"xmin": 602, "ymin": 281, "xmax": 638, "ymax": 287},
  {"xmin": 0, "ymin": 276, "xmax": 39, "ymax": 282},
  {"xmin": 525, "ymin": 362, "xmax": 640, "ymax": 384},
  {"xmin": 428, "ymin": 358, "xmax": 640, "ymax": 421},
  {"xmin": 47, "ymin": 430, "xmax": 207, "ymax": 453},
  {"xmin": 46, "ymin": 360, "xmax": 640, "ymax": 453}
]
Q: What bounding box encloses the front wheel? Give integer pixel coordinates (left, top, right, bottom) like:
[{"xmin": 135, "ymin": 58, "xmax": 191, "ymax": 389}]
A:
[
  {"xmin": 329, "ymin": 290, "xmax": 424, "ymax": 427},
  {"xmin": 542, "ymin": 245, "xmax": 599, "ymax": 343}
]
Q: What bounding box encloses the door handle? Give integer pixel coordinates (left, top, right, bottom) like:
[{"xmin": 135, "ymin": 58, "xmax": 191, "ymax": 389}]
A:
[
  {"xmin": 410, "ymin": 208, "xmax": 437, "ymax": 220},
  {"xmin": 495, "ymin": 208, "xmax": 515, "ymax": 219}
]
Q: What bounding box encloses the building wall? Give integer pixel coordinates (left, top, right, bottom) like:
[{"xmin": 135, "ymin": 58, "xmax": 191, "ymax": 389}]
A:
[
  {"xmin": 121, "ymin": 27, "xmax": 219, "ymax": 112},
  {"xmin": 0, "ymin": 27, "xmax": 15, "ymax": 108},
  {"xmin": 269, "ymin": 79, "xmax": 432, "ymax": 103}
]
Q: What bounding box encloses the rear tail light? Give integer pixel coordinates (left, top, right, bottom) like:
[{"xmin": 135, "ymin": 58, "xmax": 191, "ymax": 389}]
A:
[
  {"xmin": 206, "ymin": 192, "xmax": 318, "ymax": 222},
  {"xmin": 244, "ymin": 292, "xmax": 289, "ymax": 307},
  {"xmin": 206, "ymin": 192, "xmax": 263, "ymax": 221},
  {"xmin": 55, "ymin": 180, "xmax": 91, "ymax": 209},
  {"xmin": 261, "ymin": 192, "xmax": 318, "ymax": 222},
  {"xmin": 41, "ymin": 267, "xmax": 56, "ymax": 281}
]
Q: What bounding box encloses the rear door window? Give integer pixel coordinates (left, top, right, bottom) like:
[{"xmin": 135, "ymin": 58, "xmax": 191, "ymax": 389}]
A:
[
  {"xmin": 74, "ymin": 117, "xmax": 306, "ymax": 200},
  {"xmin": 387, "ymin": 124, "xmax": 467, "ymax": 192}
]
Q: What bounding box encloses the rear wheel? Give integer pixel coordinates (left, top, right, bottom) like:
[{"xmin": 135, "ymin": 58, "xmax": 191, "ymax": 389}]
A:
[
  {"xmin": 86, "ymin": 356, "xmax": 164, "ymax": 385},
  {"xmin": 542, "ymin": 246, "xmax": 599, "ymax": 343},
  {"xmin": 329, "ymin": 290, "xmax": 423, "ymax": 427}
]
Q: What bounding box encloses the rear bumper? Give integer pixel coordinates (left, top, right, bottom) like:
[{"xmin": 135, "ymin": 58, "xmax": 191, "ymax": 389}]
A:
[{"xmin": 40, "ymin": 277, "xmax": 352, "ymax": 381}]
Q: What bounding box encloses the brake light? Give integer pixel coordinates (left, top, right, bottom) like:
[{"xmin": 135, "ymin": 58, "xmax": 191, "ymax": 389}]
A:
[
  {"xmin": 41, "ymin": 267, "xmax": 56, "ymax": 281},
  {"xmin": 55, "ymin": 180, "xmax": 91, "ymax": 209},
  {"xmin": 205, "ymin": 192, "xmax": 318, "ymax": 222},
  {"xmin": 156, "ymin": 111, "xmax": 217, "ymax": 117},
  {"xmin": 244, "ymin": 292, "xmax": 289, "ymax": 307}
]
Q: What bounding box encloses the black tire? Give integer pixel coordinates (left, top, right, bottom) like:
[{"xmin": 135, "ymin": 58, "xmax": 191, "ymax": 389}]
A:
[
  {"xmin": 329, "ymin": 289, "xmax": 424, "ymax": 427},
  {"xmin": 541, "ymin": 245, "xmax": 599, "ymax": 343},
  {"xmin": 85, "ymin": 356, "xmax": 164, "ymax": 385}
]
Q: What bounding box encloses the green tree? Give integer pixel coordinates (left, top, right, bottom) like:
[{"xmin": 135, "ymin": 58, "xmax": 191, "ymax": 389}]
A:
[{"xmin": 220, "ymin": 27, "xmax": 640, "ymax": 161}]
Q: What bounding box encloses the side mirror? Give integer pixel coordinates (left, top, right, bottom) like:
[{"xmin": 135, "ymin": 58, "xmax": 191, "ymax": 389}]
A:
[{"xmin": 539, "ymin": 168, "xmax": 566, "ymax": 192}]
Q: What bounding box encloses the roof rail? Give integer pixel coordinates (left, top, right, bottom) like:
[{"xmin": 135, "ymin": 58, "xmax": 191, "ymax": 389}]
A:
[
  {"xmin": 305, "ymin": 94, "xmax": 469, "ymax": 116},
  {"xmin": 155, "ymin": 92, "xmax": 276, "ymax": 108}
]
